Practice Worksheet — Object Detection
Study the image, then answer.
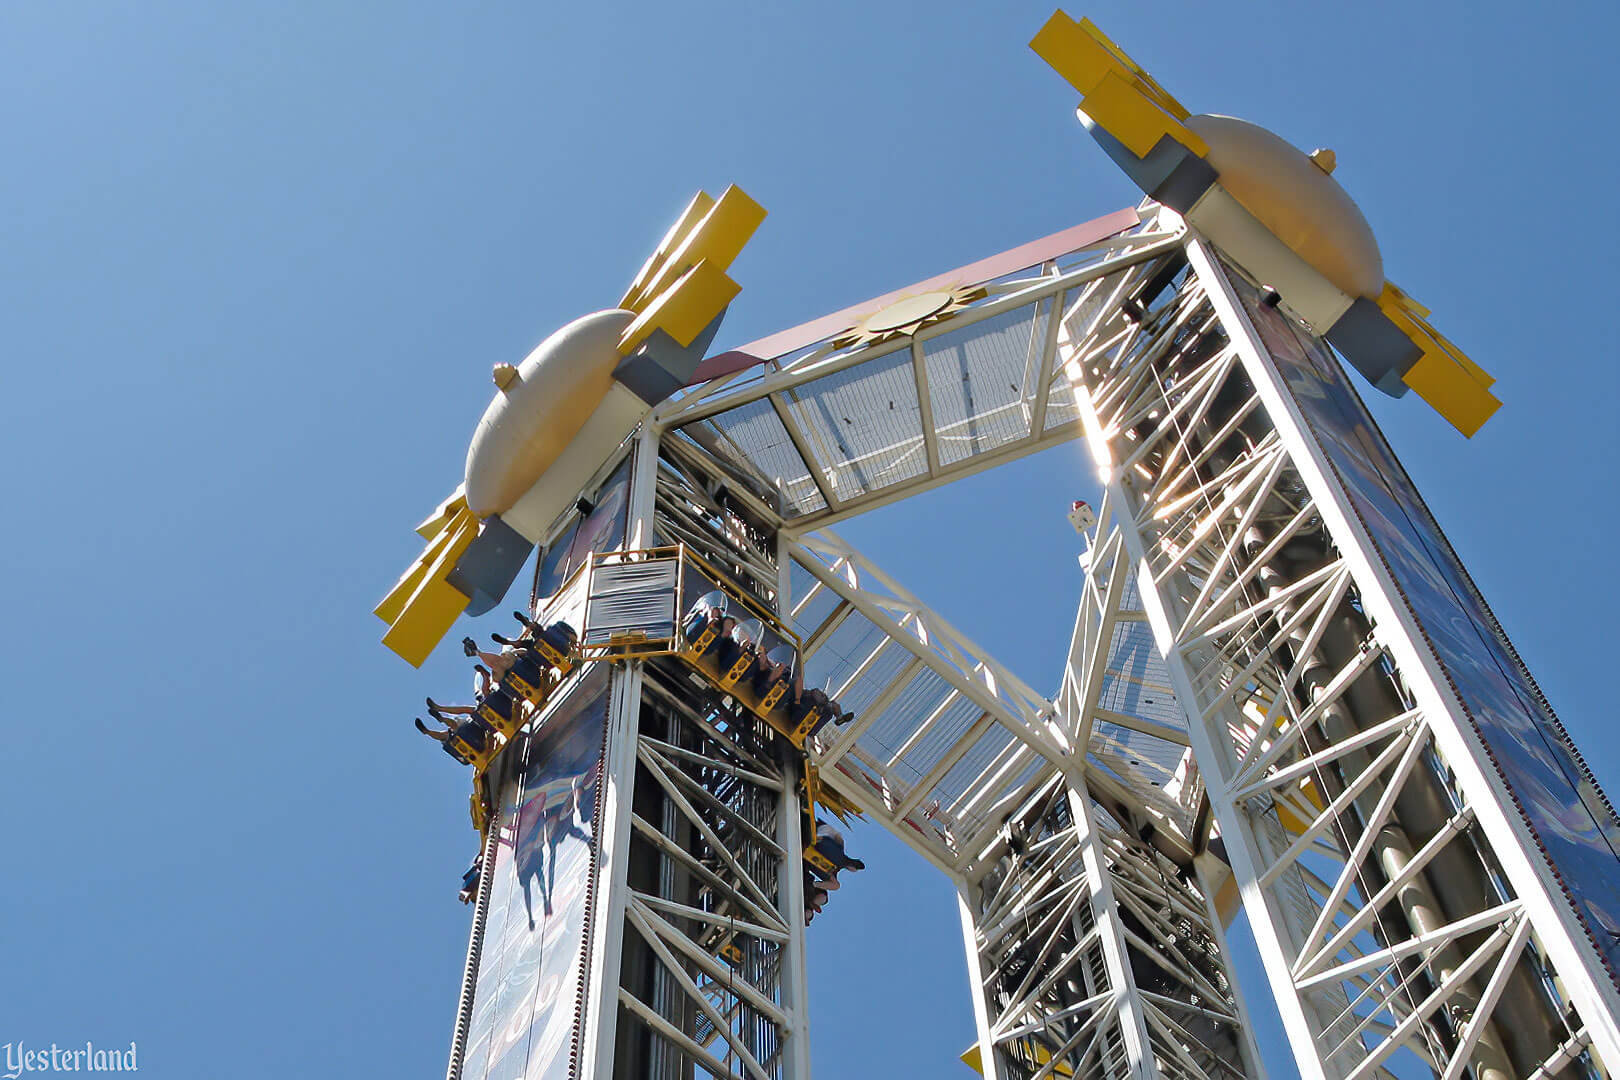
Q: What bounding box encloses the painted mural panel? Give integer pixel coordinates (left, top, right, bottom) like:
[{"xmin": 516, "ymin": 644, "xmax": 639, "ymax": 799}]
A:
[
  {"xmin": 534, "ymin": 457, "xmax": 633, "ymax": 604},
  {"xmin": 1225, "ymin": 265, "xmax": 1620, "ymax": 978},
  {"xmin": 460, "ymin": 665, "xmax": 610, "ymax": 1080}
]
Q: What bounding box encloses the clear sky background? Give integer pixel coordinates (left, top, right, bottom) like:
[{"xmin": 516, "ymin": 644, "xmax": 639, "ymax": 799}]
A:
[{"xmin": 3, "ymin": 2, "xmax": 1617, "ymax": 1078}]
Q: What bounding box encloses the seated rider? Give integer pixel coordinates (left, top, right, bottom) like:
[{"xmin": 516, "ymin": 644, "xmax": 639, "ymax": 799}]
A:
[
  {"xmin": 501, "ymin": 610, "xmax": 578, "ymax": 657},
  {"xmin": 683, "ymin": 590, "xmax": 733, "ymax": 644},
  {"xmin": 747, "ymin": 645, "xmax": 852, "ymax": 733},
  {"xmin": 413, "ymin": 712, "xmax": 493, "ymax": 757},
  {"xmin": 812, "ymin": 819, "xmax": 865, "ymax": 872},
  {"xmin": 788, "ymin": 683, "xmax": 855, "ymax": 734},
  {"xmin": 463, "ymin": 638, "xmax": 522, "ymax": 683},
  {"xmin": 423, "ymin": 663, "xmax": 525, "ymax": 732},
  {"xmin": 805, "ymin": 883, "xmax": 830, "ymax": 924},
  {"xmin": 429, "ymin": 651, "xmax": 511, "ymax": 717},
  {"xmin": 425, "ymin": 692, "xmax": 483, "ymax": 720},
  {"xmin": 459, "ymin": 854, "xmax": 482, "ymax": 904},
  {"xmin": 800, "ymin": 868, "xmax": 840, "ymax": 928},
  {"xmin": 752, "ymin": 643, "xmax": 799, "ymax": 699},
  {"xmin": 719, "ymin": 617, "xmax": 764, "ymax": 673}
]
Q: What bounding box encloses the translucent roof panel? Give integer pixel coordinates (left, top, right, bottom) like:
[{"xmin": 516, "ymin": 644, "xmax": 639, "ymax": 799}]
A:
[
  {"xmin": 1096, "ymin": 621, "xmax": 1183, "ymax": 732},
  {"xmin": 777, "ymin": 345, "xmax": 927, "ymax": 502},
  {"xmin": 1042, "ymin": 351, "xmax": 1081, "ymax": 431},
  {"xmin": 803, "ymin": 615, "xmax": 903, "ymax": 713},
  {"xmin": 889, "ymin": 692, "xmax": 986, "ymax": 779},
  {"xmin": 932, "ymin": 735, "xmax": 1050, "ymax": 841},
  {"xmin": 677, "ymin": 397, "xmax": 826, "ymax": 516},
  {"xmin": 922, "ymin": 299, "xmax": 1051, "ymax": 466},
  {"xmin": 1088, "ymin": 588, "xmax": 1197, "ymax": 830},
  {"xmin": 853, "ymin": 666, "xmax": 954, "ymax": 766},
  {"xmin": 660, "ymin": 215, "xmax": 1171, "ymax": 528}
]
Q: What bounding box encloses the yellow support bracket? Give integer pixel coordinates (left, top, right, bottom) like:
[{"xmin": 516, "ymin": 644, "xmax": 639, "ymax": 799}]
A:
[
  {"xmin": 803, "ymin": 764, "xmax": 862, "ymax": 823},
  {"xmin": 960, "ymin": 1039, "xmax": 1075, "ymax": 1077}
]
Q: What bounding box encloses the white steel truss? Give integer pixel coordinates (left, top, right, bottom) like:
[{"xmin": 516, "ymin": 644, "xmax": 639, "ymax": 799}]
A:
[
  {"xmin": 576, "ymin": 436, "xmax": 814, "ymax": 1080},
  {"xmin": 780, "ymin": 528, "xmax": 1199, "ymax": 881},
  {"xmin": 962, "ymin": 775, "xmax": 1158, "ymax": 1080},
  {"xmin": 960, "ymin": 768, "xmax": 1260, "ymax": 1080},
  {"xmin": 616, "ymin": 669, "xmax": 807, "ymax": 1080},
  {"xmin": 1059, "ymin": 219, "xmax": 1619, "ymax": 1080},
  {"xmin": 636, "ymin": 228, "xmax": 1278, "ymax": 1080}
]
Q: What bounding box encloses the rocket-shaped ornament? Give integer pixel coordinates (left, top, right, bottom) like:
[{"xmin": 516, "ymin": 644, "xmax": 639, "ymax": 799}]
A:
[
  {"xmin": 376, "ymin": 187, "xmax": 767, "ymax": 666},
  {"xmin": 1031, "ymin": 11, "xmax": 1500, "ymax": 439}
]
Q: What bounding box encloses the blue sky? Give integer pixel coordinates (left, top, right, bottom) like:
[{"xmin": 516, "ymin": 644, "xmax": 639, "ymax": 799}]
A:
[{"xmin": 3, "ymin": 2, "xmax": 1617, "ymax": 1077}]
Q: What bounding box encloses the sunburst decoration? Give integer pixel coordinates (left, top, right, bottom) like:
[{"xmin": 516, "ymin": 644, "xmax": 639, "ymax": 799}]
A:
[{"xmin": 832, "ymin": 284, "xmax": 986, "ymax": 349}]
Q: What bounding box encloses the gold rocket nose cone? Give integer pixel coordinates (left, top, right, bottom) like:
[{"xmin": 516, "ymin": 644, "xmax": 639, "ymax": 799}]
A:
[{"xmin": 1185, "ymin": 114, "xmax": 1383, "ymax": 300}]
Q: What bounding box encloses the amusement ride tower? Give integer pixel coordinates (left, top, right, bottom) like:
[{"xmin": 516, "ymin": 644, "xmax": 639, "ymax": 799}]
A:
[{"xmin": 374, "ymin": 13, "xmax": 1620, "ymax": 1080}]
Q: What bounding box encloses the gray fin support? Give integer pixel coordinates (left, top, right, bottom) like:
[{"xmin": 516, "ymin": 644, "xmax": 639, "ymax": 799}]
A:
[
  {"xmin": 447, "ymin": 515, "xmax": 535, "ymax": 617},
  {"xmin": 613, "ymin": 310, "xmax": 728, "ymax": 406},
  {"xmin": 1081, "ymin": 120, "xmax": 1216, "ymax": 214},
  {"xmin": 1324, "ymin": 297, "xmax": 1421, "ymax": 398}
]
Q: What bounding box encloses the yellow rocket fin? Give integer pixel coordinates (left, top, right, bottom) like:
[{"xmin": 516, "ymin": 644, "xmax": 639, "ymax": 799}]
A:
[
  {"xmin": 1381, "ymin": 283, "xmax": 1494, "ymax": 389},
  {"xmin": 617, "ymin": 259, "xmax": 741, "ymax": 356},
  {"xmin": 1401, "ymin": 356, "xmax": 1501, "ymax": 439},
  {"xmin": 382, "ymin": 578, "xmax": 472, "ymax": 669},
  {"xmin": 1379, "ymin": 283, "xmax": 1501, "ymax": 437},
  {"xmin": 620, "ymin": 185, "xmax": 765, "ymax": 321},
  {"xmin": 1074, "ymin": 16, "xmax": 1189, "ymax": 121},
  {"xmin": 1381, "ymin": 281, "xmax": 1431, "ymax": 321},
  {"xmin": 1081, "ymin": 70, "xmax": 1208, "ymax": 160},
  {"xmin": 379, "ymin": 494, "xmax": 471, "ymax": 623},
  {"xmin": 620, "ymin": 190, "xmax": 717, "ymax": 314},
  {"xmin": 415, "ymin": 487, "xmax": 468, "ymax": 540},
  {"xmin": 376, "ymin": 522, "xmax": 455, "ymax": 626},
  {"xmin": 1030, "ymin": 11, "xmax": 1122, "ymax": 97},
  {"xmin": 1030, "ymin": 10, "xmax": 1206, "ymax": 157},
  {"xmin": 376, "ymin": 504, "xmax": 480, "ymax": 666}
]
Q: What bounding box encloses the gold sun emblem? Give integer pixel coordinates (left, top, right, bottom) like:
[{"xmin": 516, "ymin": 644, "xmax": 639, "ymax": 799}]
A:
[{"xmin": 832, "ymin": 284, "xmax": 986, "ymax": 349}]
